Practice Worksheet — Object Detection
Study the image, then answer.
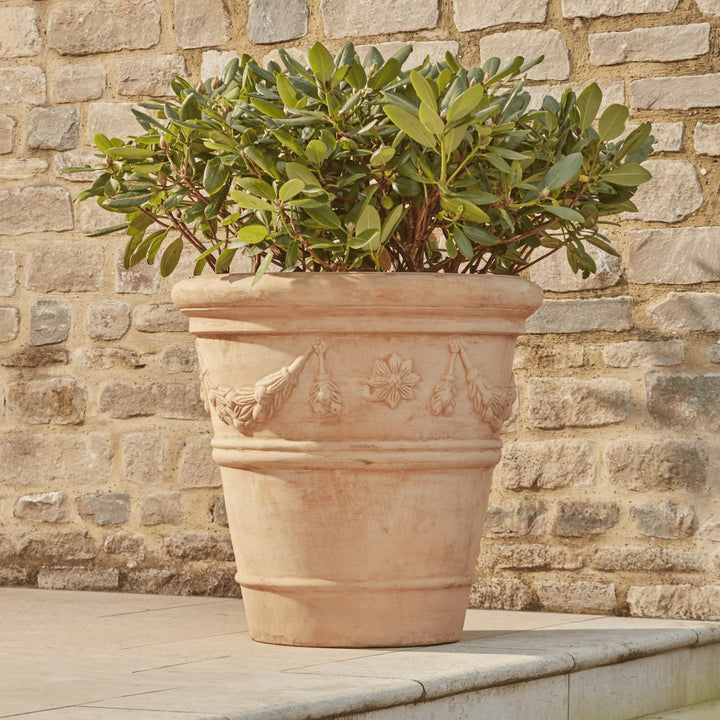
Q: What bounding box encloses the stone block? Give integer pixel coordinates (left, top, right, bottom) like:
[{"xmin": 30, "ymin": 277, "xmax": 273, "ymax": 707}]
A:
[
  {"xmin": 711, "ymin": 344, "xmax": 720, "ymax": 364},
  {"xmin": 479, "ymin": 30, "xmax": 569, "ymax": 81},
  {"xmin": 17, "ymin": 532, "xmax": 97, "ymax": 564},
  {"xmin": 179, "ymin": 436, "xmax": 221, "ymax": 487},
  {"xmin": 589, "ymin": 24, "xmax": 709, "ymax": 65},
  {"xmin": 453, "ymin": 0, "xmax": 548, "ymax": 30},
  {"xmin": 0, "ymin": 433, "xmax": 112, "ymax": 486},
  {"xmin": 529, "ymin": 241, "xmax": 621, "ymax": 292},
  {"xmin": 468, "ymin": 578, "xmax": 536, "ymax": 610},
  {"xmin": 528, "ymin": 378, "xmax": 631, "ymax": 429},
  {"xmin": 0, "ymin": 189, "xmax": 72, "ymax": 236},
  {"xmin": 164, "ymin": 531, "xmax": 234, "ymax": 561},
  {"xmin": 485, "ymin": 500, "xmax": 546, "ymax": 537},
  {"xmin": 0, "ymin": 307, "xmax": 19, "ymax": 342},
  {"xmin": 604, "ymin": 437, "xmax": 708, "ymax": 492},
  {"xmin": 101, "ymin": 383, "xmax": 157, "ymax": 418},
  {"xmin": 628, "ymin": 585, "xmax": 720, "ymax": 621},
  {"xmin": 86, "ymin": 301, "xmax": 130, "ymax": 341},
  {"xmin": 77, "ymin": 493, "xmax": 131, "ymax": 526},
  {"xmin": 54, "ymin": 151, "xmax": 101, "ymax": 184},
  {"xmin": 697, "ymin": 0, "xmax": 720, "ymax": 13},
  {"xmin": 694, "ymin": 122, "xmax": 720, "ymax": 155},
  {"xmin": 38, "ymin": 568, "xmax": 119, "ymax": 591},
  {"xmin": 201, "ymin": 51, "xmax": 240, "ymax": 81},
  {"xmin": 630, "ymin": 160, "xmax": 703, "ymax": 223},
  {"xmin": 162, "ymin": 347, "xmax": 198, "ymax": 373},
  {"xmin": 513, "ymin": 342, "xmax": 585, "ymax": 370},
  {"xmin": 630, "ymin": 228, "xmax": 720, "ymax": 284},
  {"xmin": 321, "ymin": 0, "xmax": 439, "ymax": 37},
  {"xmin": 562, "ymin": 0, "xmax": 679, "ymax": 16},
  {"xmin": 1, "ymin": 349, "xmax": 69, "ymax": 368},
  {"xmin": 158, "ymin": 383, "xmax": 207, "ymax": 420},
  {"xmin": 0, "ymin": 114, "xmax": 15, "ymax": 153},
  {"xmin": 526, "ymin": 80, "xmax": 625, "ymax": 113},
  {"xmin": 648, "ymin": 292, "xmax": 720, "ymax": 332},
  {"xmin": 103, "ymin": 531, "xmax": 146, "ymax": 561},
  {"xmin": 0, "ymin": 250, "xmax": 17, "ymax": 297},
  {"xmin": 0, "ymin": 6, "xmax": 41, "ymax": 58},
  {"xmin": 115, "ymin": 248, "xmax": 160, "ymax": 294},
  {"xmin": 631, "ymin": 502, "xmax": 696, "ymax": 539},
  {"xmin": 553, "ymin": 501, "xmax": 619, "ymax": 537},
  {"xmin": 603, "ymin": 340, "xmax": 684, "ymax": 368},
  {"xmin": 536, "ymin": 581, "xmax": 616, "ymax": 613},
  {"xmin": 0, "ymin": 158, "xmax": 48, "ymax": 180},
  {"xmin": 631, "ymin": 73, "xmax": 720, "ymax": 110},
  {"xmin": 355, "ymin": 42, "xmax": 459, "ymax": 68},
  {"xmin": 647, "ymin": 371, "xmax": 720, "ymax": 430},
  {"xmin": 87, "ymin": 102, "xmax": 140, "ymax": 144},
  {"xmin": 248, "ymin": 0, "xmax": 307, "ymax": 43},
  {"xmin": 28, "ymin": 107, "xmax": 79, "ymax": 151},
  {"xmin": 174, "ymin": 0, "xmax": 229, "ymax": 49},
  {"xmin": 82, "ymin": 348, "xmax": 147, "ymax": 370},
  {"xmin": 47, "ymin": 1, "xmax": 161, "ymax": 55},
  {"xmin": 646, "ymin": 122, "xmax": 684, "ymax": 152},
  {"xmin": 54, "ymin": 63, "xmax": 106, "ymax": 103},
  {"xmin": 485, "ymin": 543, "xmax": 583, "ymax": 570},
  {"xmin": 122, "ymin": 432, "xmax": 163, "ymax": 485},
  {"xmin": 124, "ymin": 568, "xmax": 194, "ymax": 595},
  {"xmin": 14, "ymin": 491, "xmax": 71, "ymax": 523},
  {"xmin": 594, "ymin": 547, "xmax": 705, "ymax": 572},
  {"xmin": 0, "ymin": 66, "xmax": 45, "ymax": 105},
  {"xmin": 140, "ymin": 491, "xmax": 183, "ymax": 526},
  {"xmin": 117, "ymin": 54, "xmax": 187, "ymax": 96},
  {"xmin": 497, "ymin": 439, "xmax": 596, "ymax": 490},
  {"xmin": 133, "ymin": 303, "xmax": 188, "ymax": 333},
  {"xmin": 30, "ymin": 298, "xmax": 71, "ymax": 346},
  {"xmin": 7, "ymin": 379, "xmax": 86, "ymax": 425},
  {"xmin": 212, "ymin": 495, "xmax": 228, "ymax": 526},
  {"xmin": 526, "ymin": 297, "xmax": 633, "ymax": 334},
  {"xmin": 25, "ymin": 241, "xmax": 105, "ymax": 292}
]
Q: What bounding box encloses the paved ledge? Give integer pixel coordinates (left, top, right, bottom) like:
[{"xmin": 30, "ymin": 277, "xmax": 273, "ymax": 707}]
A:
[{"xmin": 2, "ymin": 588, "xmax": 719, "ymax": 720}]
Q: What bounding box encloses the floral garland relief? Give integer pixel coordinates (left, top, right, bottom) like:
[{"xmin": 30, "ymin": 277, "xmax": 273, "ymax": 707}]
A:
[{"xmin": 200, "ymin": 340, "xmax": 514, "ymax": 434}]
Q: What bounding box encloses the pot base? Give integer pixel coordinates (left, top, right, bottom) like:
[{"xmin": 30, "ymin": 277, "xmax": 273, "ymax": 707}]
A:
[{"xmin": 241, "ymin": 584, "xmax": 469, "ymax": 647}]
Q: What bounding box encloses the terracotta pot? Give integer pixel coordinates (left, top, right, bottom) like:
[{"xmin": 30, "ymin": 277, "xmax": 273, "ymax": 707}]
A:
[{"xmin": 172, "ymin": 273, "xmax": 542, "ymax": 647}]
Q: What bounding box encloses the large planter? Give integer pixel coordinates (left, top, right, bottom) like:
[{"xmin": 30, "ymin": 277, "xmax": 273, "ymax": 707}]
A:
[{"xmin": 172, "ymin": 273, "xmax": 542, "ymax": 647}]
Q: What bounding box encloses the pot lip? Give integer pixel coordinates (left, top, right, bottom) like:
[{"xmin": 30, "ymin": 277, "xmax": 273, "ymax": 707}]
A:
[{"xmin": 172, "ymin": 272, "xmax": 543, "ymax": 314}]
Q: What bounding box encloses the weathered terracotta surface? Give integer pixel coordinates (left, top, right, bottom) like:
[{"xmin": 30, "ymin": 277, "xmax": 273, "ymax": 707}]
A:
[{"xmin": 172, "ymin": 273, "xmax": 542, "ymax": 647}]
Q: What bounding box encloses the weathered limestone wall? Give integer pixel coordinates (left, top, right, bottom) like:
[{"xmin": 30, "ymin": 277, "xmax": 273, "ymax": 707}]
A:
[{"xmin": 0, "ymin": 0, "xmax": 719, "ymax": 619}]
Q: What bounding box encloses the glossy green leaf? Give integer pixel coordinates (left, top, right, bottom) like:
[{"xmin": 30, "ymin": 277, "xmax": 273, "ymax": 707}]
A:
[
  {"xmin": 541, "ymin": 204, "xmax": 585, "ymax": 223},
  {"xmin": 370, "ymin": 146, "xmax": 395, "ymax": 168},
  {"xmin": 575, "ymin": 83, "xmax": 602, "ymax": 130},
  {"xmin": 446, "ymin": 83, "xmax": 485, "ymax": 125},
  {"xmin": 306, "ymin": 139, "xmax": 328, "ymax": 165},
  {"xmin": 275, "ymin": 73, "xmax": 299, "ymax": 108},
  {"xmin": 368, "ymin": 58, "xmax": 401, "ymax": 90},
  {"xmin": 230, "ymin": 190, "xmax": 274, "ymax": 212},
  {"xmin": 308, "ymin": 42, "xmax": 335, "ymax": 84},
  {"xmin": 410, "ymin": 70, "xmax": 437, "ymax": 109},
  {"xmin": 286, "ymin": 162, "xmax": 321, "ymax": 188},
  {"xmin": 346, "ymin": 60, "xmax": 367, "ymax": 89},
  {"xmin": 87, "ymin": 222, "xmax": 129, "ymax": 237},
  {"xmin": 252, "ymin": 252, "xmax": 274, "ymax": 285},
  {"xmin": 463, "ymin": 224, "xmax": 499, "ymax": 246},
  {"xmin": 305, "ymin": 204, "xmax": 342, "ymax": 229},
  {"xmin": 598, "ymin": 103, "xmax": 629, "ymax": 141},
  {"xmin": 215, "ymin": 247, "xmax": 236, "ymax": 273},
  {"xmin": 106, "ymin": 146, "xmax": 155, "ymax": 160},
  {"xmin": 380, "ymin": 204, "xmax": 405, "ymax": 243},
  {"xmin": 160, "ymin": 237, "xmax": 183, "ymax": 277},
  {"xmin": 441, "ymin": 196, "xmax": 490, "ymax": 223},
  {"xmin": 250, "ymin": 97, "xmax": 286, "ymax": 119},
  {"xmin": 419, "ymin": 102, "xmax": 444, "ymax": 137},
  {"xmin": 383, "ymin": 105, "xmax": 436, "ymax": 148},
  {"xmin": 453, "ymin": 227, "xmax": 474, "ymax": 259},
  {"xmin": 93, "ymin": 133, "xmax": 113, "ymax": 154},
  {"xmin": 236, "ymin": 224, "xmax": 269, "ymax": 244},
  {"xmin": 544, "ymin": 153, "xmax": 583, "ymax": 191},
  {"xmin": 103, "ymin": 191, "xmax": 152, "ymax": 209},
  {"xmin": 279, "ymin": 179, "xmax": 305, "ymax": 202},
  {"xmin": 203, "ymin": 157, "xmax": 230, "ymax": 195},
  {"xmin": 236, "ymin": 177, "xmax": 275, "ymax": 201},
  {"xmin": 601, "ymin": 163, "xmax": 652, "ymax": 186},
  {"xmin": 180, "ymin": 93, "xmax": 201, "ymax": 121}
]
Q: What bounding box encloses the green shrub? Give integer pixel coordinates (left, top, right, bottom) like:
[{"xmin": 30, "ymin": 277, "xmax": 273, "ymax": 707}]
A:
[{"xmin": 70, "ymin": 42, "xmax": 653, "ymax": 280}]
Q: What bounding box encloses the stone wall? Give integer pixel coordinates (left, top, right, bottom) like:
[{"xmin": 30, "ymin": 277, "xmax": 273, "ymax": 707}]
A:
[{"xmin": 0, "ymin": 0, "xmax": 718, "ymax": 620}]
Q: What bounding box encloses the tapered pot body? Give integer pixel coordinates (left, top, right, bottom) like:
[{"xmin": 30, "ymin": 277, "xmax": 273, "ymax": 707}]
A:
[{"xmin": 172, "ymin": 273, "xmax": 542, "ymax": 647}]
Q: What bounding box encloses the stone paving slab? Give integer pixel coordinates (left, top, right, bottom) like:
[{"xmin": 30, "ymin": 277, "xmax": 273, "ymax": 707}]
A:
[{"xmin": 1, "ymin": 588, "xmax": 719, "ymax": 720}]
